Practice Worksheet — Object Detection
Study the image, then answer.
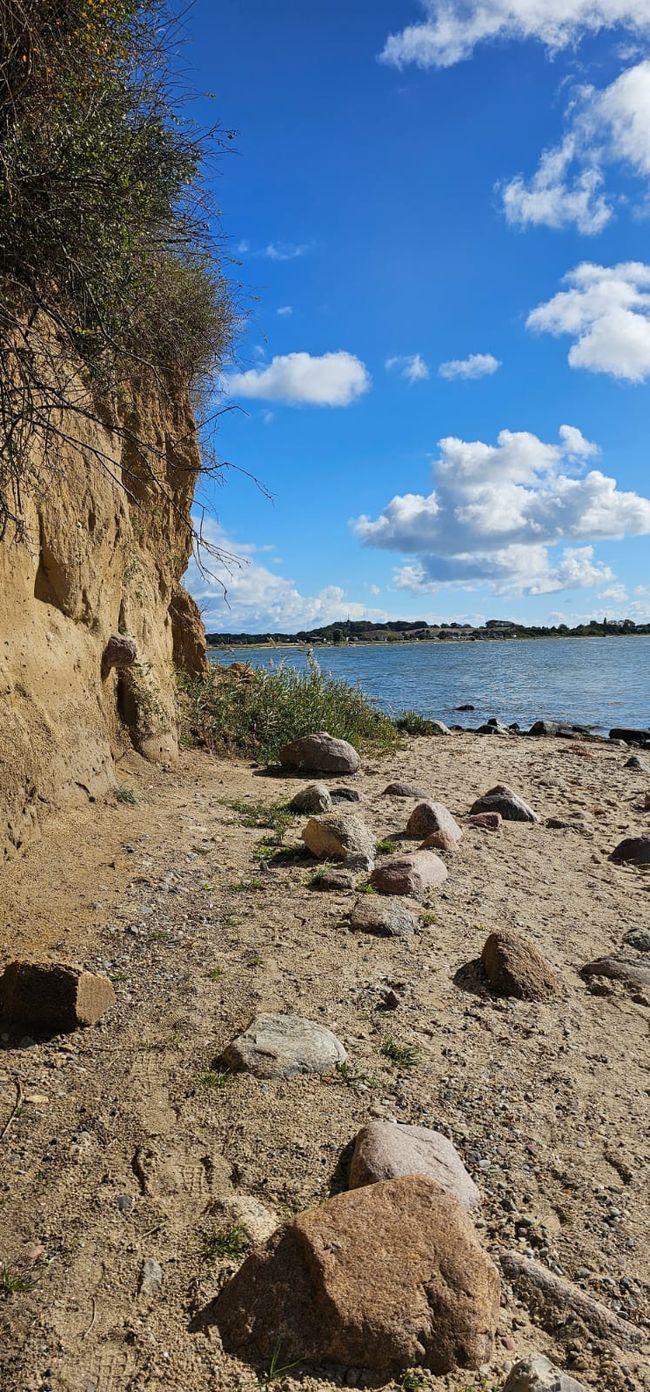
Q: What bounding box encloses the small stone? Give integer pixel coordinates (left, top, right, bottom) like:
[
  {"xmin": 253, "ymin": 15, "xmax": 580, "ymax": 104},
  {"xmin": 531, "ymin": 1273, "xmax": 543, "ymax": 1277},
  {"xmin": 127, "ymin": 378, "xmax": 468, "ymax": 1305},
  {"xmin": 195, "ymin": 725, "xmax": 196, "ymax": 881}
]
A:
[
  {"xmin": 476, "ymin": 719, "xmax": 510, "ymax": 736},
  {"xmin": 546, "ymin": 818, "xmax": 592, "ymax": 834},
  {"xmin": 330, "ymin": 787, "xmax": 362, "ymax": 803},
  {"xmin": 348, "ymin": 1122, "xmax": 480, "ymax": 1212},
  {"xmin": 208, "ymin": 1195, "xmax": 278, "ymax": 1244},
  {"xmin": 302, "ymin": 813, "xmax": 375, "ymax": 870},
  {"xmin": 349, "ymin": 898, "xmax": 417, "ymax": 939},
  {"xmin": 419, "ymin": 830, "xmax": 460, "ymax": 853},
  {"xmin": 280, "ymin": 732, "xmax": 360, "ymax": 775},
  {"xmin": 288, "ymin": 783, "xmax": 332, "ymax": 814},
  {"xmin": 624, "ymin": 755, "xmax": 646, "ymax": 770},
  {"xmin": 466, "ymin": 812, "xmax": 502, "ymax": 831},
  {"xmin": 0, "ymin": 962, "xmax": 115, "ymax": 1034},
  {"xmin": 470, "ymin": 784, "xmax": 539, "ymax": 823},
  {"xmin": 370, "ymin": 850, "xmax": 448, "ymax": 900},
  {"xmin": 116, "ymin": 1194, "xmax": 134, "ymax": 1213},
  {"xmin": 623, "ymin": 927, "xmax": 650, "ymax": 953},
  {"xmin": 212, "ymin": 1176, "xmax": 500, "ymax": 1373},
  {"xmin": 310, "ymin": 868, "xmax": 356, "ymax": 892},
  {"xmin": 406, "ymin": 802, "xmax": 462, "ymax": 843},
  {"xmin": 504, "ymin": 1354, "xmax": 589, "ymax": 1391},
  {"xmin": 220, "ymin": 1013, "xmax": 347, "ymax": 1079},
  {"xmin": 139, "ymin": 1258, "xmax": 162, "ymax": 1296},
  {"xmin": 481, "ymin": 930, "xmax": 561, "ymax": 1001},
  {"xmin": 610, "ymin": 835, "xmax": 650, "ymax": 866},
  {"xmin": 382, "ymin": 782, "xmax": 429, "ymax": 799}
]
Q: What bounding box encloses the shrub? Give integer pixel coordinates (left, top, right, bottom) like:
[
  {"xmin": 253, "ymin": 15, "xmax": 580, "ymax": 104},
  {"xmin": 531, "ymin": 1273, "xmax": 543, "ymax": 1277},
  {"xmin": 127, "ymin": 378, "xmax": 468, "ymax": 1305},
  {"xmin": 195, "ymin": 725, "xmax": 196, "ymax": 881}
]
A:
[
  {"xmin": 178, "ymin": 654, "xmax": 399, "ymax": 764},
  {"xmin": 394, "ymin": 711, "xmax": 441, "ymax": 736}
]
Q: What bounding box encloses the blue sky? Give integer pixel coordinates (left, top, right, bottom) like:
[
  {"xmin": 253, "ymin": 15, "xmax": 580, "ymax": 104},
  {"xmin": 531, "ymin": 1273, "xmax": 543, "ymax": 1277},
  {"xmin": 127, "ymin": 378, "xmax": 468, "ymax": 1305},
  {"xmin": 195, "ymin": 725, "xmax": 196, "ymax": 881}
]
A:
[{"xmin": 182, "ymin": 0, "xmax": 650, "ymax": 631}]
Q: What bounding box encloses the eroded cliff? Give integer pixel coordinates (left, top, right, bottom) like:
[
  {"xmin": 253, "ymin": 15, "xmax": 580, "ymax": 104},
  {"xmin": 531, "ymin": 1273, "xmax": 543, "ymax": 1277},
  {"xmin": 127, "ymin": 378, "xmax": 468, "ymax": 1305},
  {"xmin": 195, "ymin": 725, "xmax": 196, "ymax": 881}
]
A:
[{"xmin": 0, "ymin": 378, "xmax": 206, "ymax": 857}]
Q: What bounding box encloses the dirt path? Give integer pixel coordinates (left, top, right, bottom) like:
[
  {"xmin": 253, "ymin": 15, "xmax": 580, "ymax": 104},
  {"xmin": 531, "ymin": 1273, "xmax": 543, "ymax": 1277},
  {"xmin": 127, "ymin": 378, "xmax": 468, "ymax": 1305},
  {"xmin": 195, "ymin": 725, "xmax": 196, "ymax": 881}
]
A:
[{"xmin": 1, "ymin": 738, "xmax": 649, "ymax": 1392}]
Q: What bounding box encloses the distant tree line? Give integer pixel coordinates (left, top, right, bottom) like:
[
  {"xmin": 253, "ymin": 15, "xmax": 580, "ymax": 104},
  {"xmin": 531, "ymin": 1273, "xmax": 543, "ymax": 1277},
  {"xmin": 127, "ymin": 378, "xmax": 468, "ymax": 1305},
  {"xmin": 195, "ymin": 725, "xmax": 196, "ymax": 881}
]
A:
[{"xmin": 206, "ymin": 617, "xmax": 650, "ymax": 646}]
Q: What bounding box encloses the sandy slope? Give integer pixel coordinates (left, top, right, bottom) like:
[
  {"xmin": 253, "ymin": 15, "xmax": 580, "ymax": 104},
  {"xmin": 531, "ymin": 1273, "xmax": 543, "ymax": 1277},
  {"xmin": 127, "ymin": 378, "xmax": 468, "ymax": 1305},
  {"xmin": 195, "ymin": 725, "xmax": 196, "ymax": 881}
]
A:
[{"xmin": 0, "ymin": 736, "xmax": 648, "ymax": 1392}]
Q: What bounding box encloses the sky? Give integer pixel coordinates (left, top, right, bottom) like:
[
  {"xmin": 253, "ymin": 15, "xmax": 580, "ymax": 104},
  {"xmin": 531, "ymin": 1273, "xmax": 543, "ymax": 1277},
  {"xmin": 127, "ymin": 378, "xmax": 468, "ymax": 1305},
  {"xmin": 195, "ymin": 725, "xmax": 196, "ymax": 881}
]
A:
[{"xmin": 181, "ymin": 0, "xmax": 650, "ymax": 632}]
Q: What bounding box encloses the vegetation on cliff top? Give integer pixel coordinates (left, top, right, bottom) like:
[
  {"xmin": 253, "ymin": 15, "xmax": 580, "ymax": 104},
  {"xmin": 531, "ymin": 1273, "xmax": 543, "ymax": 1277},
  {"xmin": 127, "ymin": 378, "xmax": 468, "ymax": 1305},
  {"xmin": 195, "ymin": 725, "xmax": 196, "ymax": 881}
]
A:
[
  {"xmin": 0, "ymin": 0, "xmax": 237, "ymax": 538},
  {"xmin": 178, "ymin": 656, "xmax": 399, "ymax": 763}
]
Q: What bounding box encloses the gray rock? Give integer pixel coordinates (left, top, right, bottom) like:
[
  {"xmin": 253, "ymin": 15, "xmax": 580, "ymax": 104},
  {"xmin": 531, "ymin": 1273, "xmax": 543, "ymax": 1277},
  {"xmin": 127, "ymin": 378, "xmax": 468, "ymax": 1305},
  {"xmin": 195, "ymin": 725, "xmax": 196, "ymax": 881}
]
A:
[
  {"xmin": 221, "ymin": 1013, "xmax": 347, "ymax": 1079},
  {"xmin": 349, "ymin": 898, "xmax": 417, "ymax": 939},
  {"xmin": 501, "ymin": 1251, "xmax": 642, "ymax": 1348},
  {"xmin": 288, "ymin": 782, "xmax": 332, "ymax": 814},
  {"xmin": 610, "ymin": 726, "xmax": 650, "ymax": 746},
  {"xmin": 623, "ymin": 927, "xmax": 650, "ymax": 952},
  {"xmin": 139, "ymin": 1258, "xmax": 163, "ymax": 1296},
  {"xmin": 370, "ymin": 850, "xmax": 448, "ymax": 900},
  {"xmin": 476, "ymin": 719, "xmax": 510, "ymax": 736},
  {"xmin": 330, "ymin": 787, "xmax": 362, "ymax": 803},
  {"xmin": 406, "ymin": 801, "xmax": 462, "ymax": 843},
  {"xmin": 504, "ymin": 1354, "xmax": 589, "ymax": 1391},
  {"xmin": 101, "ymin": 634, "xmax": 137, "ymax": 679},
  {"xmin": 302, "ymin": 812, "xmax": 375, "ymax": 871},
  {"xmin": 581, "ymin": 955, "xmax": 650, "ymax": 990},
  {"xmin": 311, "ymin": 868, "xmax": 356, "ymax": 892},
  {"xmin": 349, "ymin": 1121, "xmax": 480, "ymax": 1212},
  {"xmin": 382, "ymin": 782, "xmax": 429, "ymax": 799},
  {"xmin": 610, "ymin": 835, "xmax": 650, "ymax": 865},
  {"xmin": 279, "ymin": 732, "xmax": 360, "ymax": 774},
  {"xmin": 470, "ymin": 784, "xmax": 539, "ymax": 823},
  {"xmin": 427, "ymin": 719, "xmax": 451, "ymax": 736},
  {"xmin": 529, "ymin": 720, "xmax": 592, "ymax": 738},
  {"xmin": 624, "ymin": 755, "xmax": 646, "ymax": 770},
  {"xmin": 546, "ymin": 817, "xmax": 592, "ymax": 834}
]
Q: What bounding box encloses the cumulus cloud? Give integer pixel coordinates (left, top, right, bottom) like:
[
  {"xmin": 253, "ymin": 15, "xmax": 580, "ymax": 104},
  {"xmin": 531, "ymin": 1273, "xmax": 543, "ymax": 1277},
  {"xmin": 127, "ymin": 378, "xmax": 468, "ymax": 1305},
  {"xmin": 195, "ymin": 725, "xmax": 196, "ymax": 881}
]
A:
[
  {"xmin": 438, "ymin": 352, "xmax": 501, "ymax": 380},
  {"xmin": 501, "ymin": 61, "xmax": 650, "ymax": 232},
  {"xmin": 353, "ymin": 425, "xmax": 650, "ymax": 596},
  {"xmin": 184, "ymin": 520, "xmax": 386, "ymax": 632},
  {"xmin": 379, "ymin": 2, "xmax": 650, "ymax": 70},
  {"xmin": 386, "ymin": 353, "xmax": 430, "ymax": 382},
  {"xmin": 277, "ymin": 305, "xmax": 293, "ymax": 317},
  {"xmin": 527, "ymin": 261, "xmax": 650, "ymax": 381},
  {"xmin": 227, "ymin": 351, "xmax": 371, "ymax": 406}
]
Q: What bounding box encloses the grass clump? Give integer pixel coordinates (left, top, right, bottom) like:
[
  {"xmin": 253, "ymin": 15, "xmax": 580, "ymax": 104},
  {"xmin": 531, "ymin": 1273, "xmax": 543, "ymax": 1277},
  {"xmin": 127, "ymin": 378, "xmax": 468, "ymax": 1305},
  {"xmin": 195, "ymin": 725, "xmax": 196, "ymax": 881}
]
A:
[
  {"xmin": 376, "ymin": 837, "xmax": 397, "ymax": 854},
  {"xmin": 200, "ymin": 1224, "xmax": 249, "ymax": 1261},
  {"xmin": 380, "ymin": 1037, "xmax": 420, "ymax": 1069},
  {"xmin": 258, "ymin": 1339, "xmax": 301, "ymax": 1385},
  {"xmin": 399, "ymin": 1373, "xmax": 425, "ymax": 1392},
  {"xmin": 179, "ymin": 653, "xmax": 399, "ymax": 764},
  {"xmin": 0, "ymin": 1265, "xmax": 37, "ymax": 1296},
  {"xmin": 199, "ymin": 1069, "xmax": 230, "ymax": 1090},
  {"xmin": 394, "ymin": 712, "xmax": 441, "ymax": 736},
  {"xmin": 222, "ymin": 798, "xmax": 295, "ymax": 842},
  {"xmin": 115, "ymin": 784, "xmax": 138, "ymax": 805}
]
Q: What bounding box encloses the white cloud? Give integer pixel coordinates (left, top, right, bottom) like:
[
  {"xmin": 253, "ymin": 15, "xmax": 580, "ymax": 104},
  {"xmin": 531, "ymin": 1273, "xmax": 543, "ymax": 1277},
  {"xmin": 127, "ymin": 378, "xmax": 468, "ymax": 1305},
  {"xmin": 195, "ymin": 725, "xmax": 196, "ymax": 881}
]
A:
[
  {"xmin": 227, "ymin": 351, "xmax": 371, "ymax": 406},
  {"xmin": 185, "ymin": 520, "xmax": 386, "ymax": 632},
  {"xmin": 353, "ymin": 425, "xmax": 650, "ymax": 596},
  {"xmin": 380, "ymin": 2, "xmax": 650, "ymax": 70},
  {"xmin": 277, "ymin": 305, "xmax": 293, "ymax": 317},
  {"xmin": 501, "ymin": 61, "xmax": 650, "ymax": 232},
  {"xmin": 527, "ymin": 261, "xmax": 650, "ymax": 381},
  {"xmin": 439, "ymin": 352, "xmax": 501, "ymax": 380},
  {"xmin": 386, "ymin": 353, "xmax": 430, "ymax": 383}
]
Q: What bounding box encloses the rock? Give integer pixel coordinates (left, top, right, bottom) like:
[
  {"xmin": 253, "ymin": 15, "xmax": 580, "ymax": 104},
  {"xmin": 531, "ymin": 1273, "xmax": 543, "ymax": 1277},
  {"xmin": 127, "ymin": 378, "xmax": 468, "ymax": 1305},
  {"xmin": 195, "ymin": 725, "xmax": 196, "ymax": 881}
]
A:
[
  {"xmin": 501, "ymin": 1251, "xmax": 642, "ymax": 1349},
  {"xmin": 610, "ymin": 835, "xmax": 650, "ymax": 865},
  {"xmin": 349, "ymin": 898, "xmax": 417, "ymax": 939},
  {"xmin": 101, "ymin": 634, "xmax": 137, "ymax": 680},
  {"xmin": 624, "ymin": 755, "xmax": 646, "ymax": 770},
  {"xmin": 302, "ymin": 813, "xmax": 375, "ymax": 870},
  {"xmin": 546, "ymin": 817, "xmax": 592, "ymax": 834},
  {"xmin": 208, "ymin": 1195, "xmax": 278, "ymax": 1245},
  {"xmin": 212, "ymin": 1176, "xmax": 500, "ymax": 1373},
  {"xmin": 528, "ymin": 720, "xmax": 592, "ymax": 738},
  {"xmin": 370, "ymin": 851, "xmax": 448, "ymax": 900},
  {"xmin": 288, "ymin": 783, "xmax": 332, "ymax": 814},
  {"xmin": 481, "ymin": 931, "xmax": 560, "ymax": 1001},
  {"xmin": 623, "ymin": 927, "xmax": 650, "ymax": 952},
  {"xmin": 580, "ymin": 955, "xmax": 650, "ymax": 990},
  {"xmin": 330, "ymin": 787, "xmax": 362, "ymax": 803},
  {"xmin": 476, "ymin": 719, "xmax": 510, "ymax": 736},
  {"xmin": 406, "ymin": 801, "xmax": 462, "ymax": 843},
  {"xmin": 425, "ymin": 719, "xmax": 451, "ymax": 736},
  {"xmin": 382, "ymin": 782, "xmax": 429, "ymax": 799},
  {"xmin": 503, "ymin": 1354, "xmax": 589, "ymax": 1391},
  {"xmin": 456, "ymin": 704, "xmax": 475, "ymax": 711},
  {"xmin": 349, "ymin": 1122, "xmax": 480, "ymax": 1212},
  {"xmin": 220, "ymin": 1013, "xmax": 347, "ymax": 1079},
  {"xmin": 310, "ymin": 868, "xmax": 356, "ymax": 892},
  {"xmin": 0, "ymin": 961, "xmax": 115, "ymax": 1034},
  {"xmin": 279, "ymin": 732, "xmax": 360, "ymax": 774},
  {"xmin": 610, "ymin": 726, "xmax": 650, "ymax": 746},
  {"xmin": 467, "ymin": 812, "xmax": 502, "ymax": 831},
  {"xmin": 419, "ymin": 830, "xmax": 460, "ymax": 853},
  {"xmin": 139, "ymin": 1257, "xmax": 163, "ymax": 1297},
  {"xmin": 470, "ymin": 784, "xmax": 539, "ymax": 823}
]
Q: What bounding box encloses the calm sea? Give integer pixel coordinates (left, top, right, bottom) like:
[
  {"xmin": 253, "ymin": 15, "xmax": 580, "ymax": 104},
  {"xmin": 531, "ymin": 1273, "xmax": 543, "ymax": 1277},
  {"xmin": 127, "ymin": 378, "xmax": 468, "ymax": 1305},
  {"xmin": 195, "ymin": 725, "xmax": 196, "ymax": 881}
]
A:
[{"xmin": 207, "ymin": 637, "xmax": 650, "ymax": 733}]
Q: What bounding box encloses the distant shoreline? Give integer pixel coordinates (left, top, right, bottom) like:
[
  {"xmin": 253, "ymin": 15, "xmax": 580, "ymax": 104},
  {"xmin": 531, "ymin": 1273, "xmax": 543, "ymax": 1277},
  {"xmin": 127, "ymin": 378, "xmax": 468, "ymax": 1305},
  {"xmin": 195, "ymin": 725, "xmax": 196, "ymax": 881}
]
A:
[{"xmin": 206, "ymin": 633, "xmax": 650, "ymax": 653}]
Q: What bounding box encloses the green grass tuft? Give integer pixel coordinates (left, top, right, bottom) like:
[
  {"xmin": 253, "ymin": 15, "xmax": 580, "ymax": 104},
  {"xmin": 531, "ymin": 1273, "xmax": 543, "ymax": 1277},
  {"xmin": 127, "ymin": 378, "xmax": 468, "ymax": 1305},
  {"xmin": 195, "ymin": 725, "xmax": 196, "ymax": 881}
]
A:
[
  {"xmin": 376, "ymin": 837, "xmax": 398, "ymax": 854},
  {"xmin": 394, "ymin": 711, "xmax": 441, "ymax": 736},
  {"xmin": 200, "ymin": 1224, "xmax": 250, "ymax": 1261},
  {"xmin": 380, "ymin": 1036, "xmax": 420, "ymax": 1069},
  {"xmin": 0, "ymin": 1266, "xmax": 37, "ymax": 1297},
  {"xmin": 199, "ymin": 1069, "xmax": 230, "ymax": 1090},
  {"xmin": 115, "ymin": 784, "xmax": 138, "ymax": 805}
]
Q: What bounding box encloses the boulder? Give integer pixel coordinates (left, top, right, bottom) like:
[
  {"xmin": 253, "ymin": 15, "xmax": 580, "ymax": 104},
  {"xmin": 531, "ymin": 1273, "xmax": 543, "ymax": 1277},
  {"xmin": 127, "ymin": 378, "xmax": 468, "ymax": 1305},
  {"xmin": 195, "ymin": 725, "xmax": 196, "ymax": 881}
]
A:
[
  {"xmin": 0, "ymin": 961, "xmax": 115, "ymax": 1034},
  {"xmin": 279, "ymin": 732, "xmax": 360, "ymax": 774},
  {"xmin": 302, "ymin": 812, "xmax": 375, "ymax": 870},
  {"xmin": 610, "ymin": 726, "xmax": 650, "ymax": 747},
  {"xmin": 470, "ymin": 784, "xmax": 539, "ymax": 823},
  {"xmin": 406, "ymin": 801, "xmax": 462, "ymax": 843},
  {"xmin": 349, "ymin": 898, "xmax": 417, "ymax": 939},
  {"xmin": 370, "ymin": 851, "xmax": 448, "ymax": 900},
  {"xmin": 101, "ymin": 633, "xmax": 137, "ymax": 680},
  {"xmin": 529, "ymin": 720, "xmax": 592, "ymax": 738},
  {"xmin": 288, "ymin": 783, "xmax": 332, "ymax": 814},
  {"xmin": 476, "ymin": 719, "xmax": 510, "ymax": 736},
  {"xmin": 212, "ymin": 1176, "xmax": 500, "ymax": 1373},
  {"xmin": 382, "ymin": 782, "xmax": 429, "ymax": 799},
  {"xmin": 504, "ymin": 1355, "xmax": 589, "ymax": 1392},
  {"xmin": 310, "ymin": 868, "xmax": 356, "ymax": 892},
  {"xmin": 220, "ymin": 1013, "xmax": 346, "ymax": 1079},
  {"xmin": 349, "ymin": 1122, "xmax": 480, "ymax": 1212},
  {"xmin": 419, "ymin": 830, "xmax": 460, "ymax": 854},
  {"xmin": 467, "ymin": 812, "xmax": 502, "ymax": 831},
  {"xmin": 456, "ymin": 704, "xmax": 475, "ymax": 711},
  {"xmin": 610, "ymin": 835, "xmax": 650, "ymax": 866},
  {"xmin": 425, "ymin": 719, "xmax": 451, "ymax": 736},
  {"xmin": 481, "ymin": 931, "xmax": 560, "ymax": 1002},
  {"xmin": 581, "ymin": 955, "xmax": 650, "ymax": 991}
]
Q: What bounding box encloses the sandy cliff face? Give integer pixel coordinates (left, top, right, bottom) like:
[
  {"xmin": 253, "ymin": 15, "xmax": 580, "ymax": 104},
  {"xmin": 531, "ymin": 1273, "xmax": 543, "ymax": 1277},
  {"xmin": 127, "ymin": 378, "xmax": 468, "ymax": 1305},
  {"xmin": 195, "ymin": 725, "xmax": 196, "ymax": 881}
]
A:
[{"xmin": 0, "ymin": 378, "xmax": 207, "ymax": 856}]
